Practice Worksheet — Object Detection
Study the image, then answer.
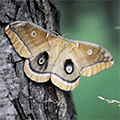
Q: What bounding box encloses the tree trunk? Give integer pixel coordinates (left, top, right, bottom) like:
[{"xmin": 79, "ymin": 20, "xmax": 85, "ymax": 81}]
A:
[{"xmin": 0, "ymin": 0, "xmax": 77, "ymax": 120}]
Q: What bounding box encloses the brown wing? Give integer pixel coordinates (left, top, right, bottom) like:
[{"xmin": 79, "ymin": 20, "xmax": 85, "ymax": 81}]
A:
[
  {"xmin": 51, "ymin": 40, "xmax": 114, "ymax": 91},
  {"xmin": 51, "ymin": 41, "xmax": 80, "ymax": 91},
  {"xmin": 23, "ymin": 42, "xmax": 63, "ymax": 83},
  {"xmin": 5, "ymin": 21, "xmax": 57, "ymax": 58},
  {"xmin": 65, "ymin": 40, "xmax": 114, "ymax": 77},
  {"xmin": 5, "ymin": 21, "xmax": 60, "ymax": 83}
]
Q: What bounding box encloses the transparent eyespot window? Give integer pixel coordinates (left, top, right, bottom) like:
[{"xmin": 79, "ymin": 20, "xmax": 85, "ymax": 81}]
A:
[
  {"xmin": 64, "ymin": 59, "xmax": 74, "ymax": 74},
  {"xmin": 66, "ymin": 65, "xmax": 73, "ymax": 74},
  {"xmin": 87, "ymin": 49, "xmax": 92, "ymax": 55},
  {"xmin": 39, "ymin": 58, "xmax": 45, "ymax": 65},
  {"xmin": 31, "ymin": 31, "xmax": 37, "ymax": 37}
]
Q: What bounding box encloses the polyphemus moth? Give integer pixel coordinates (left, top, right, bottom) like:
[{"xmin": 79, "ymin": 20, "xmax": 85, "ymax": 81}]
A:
[{"xmin": 5, "ymin": 21, "xmax": 114, "ymax": 91}]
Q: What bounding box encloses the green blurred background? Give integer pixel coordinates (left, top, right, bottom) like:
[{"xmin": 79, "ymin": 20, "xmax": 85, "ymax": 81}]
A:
[{"xmin": 54, "ymin": 0, "xmax": 119, "ymax": 119}]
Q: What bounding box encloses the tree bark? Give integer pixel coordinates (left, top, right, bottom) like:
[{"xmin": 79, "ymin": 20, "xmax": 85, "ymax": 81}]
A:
[{"xmin": 0, "ymin": 0, "xmax": 77, "ymax": 120}]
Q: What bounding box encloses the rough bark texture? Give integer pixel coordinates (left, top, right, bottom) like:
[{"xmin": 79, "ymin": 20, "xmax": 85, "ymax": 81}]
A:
[{"xmin": 0, "ymin": 0, "xmax": 77, "ymax": 120}]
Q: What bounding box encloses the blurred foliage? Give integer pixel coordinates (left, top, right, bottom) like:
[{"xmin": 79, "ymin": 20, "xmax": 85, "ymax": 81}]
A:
[
  {"xmin": 114, "ymin": 26, "xmax": 120, "ymax": 30},
  {"xmin": 54, "ymin": 0, "xmax": 119, "ymax": 119}
]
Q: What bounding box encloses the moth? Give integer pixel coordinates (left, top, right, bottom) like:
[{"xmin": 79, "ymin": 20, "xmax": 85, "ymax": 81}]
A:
[{"xmin": 5, "ymin": 21, "xmax": 114, "ymax": 91}]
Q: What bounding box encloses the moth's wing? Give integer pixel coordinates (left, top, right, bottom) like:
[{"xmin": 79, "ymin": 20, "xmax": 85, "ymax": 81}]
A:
[
  {"xmin": 51, "ymin": 41, "xmax": 80, "ymax": 91},
  {"xmin": 51, "ymin": 39, "xmax": 114, "ymax": 91},
  {"xmin": 24, "ymin": 47, "xmax": 57, "ymax": 82},
  {"xmin": 5, "ymin": 21, "xmax": 57, "ymax": 58},
  {"xmin": 66, "ymin": 40, "xmax": 114, "ymax": 77},
  {"xmin": 5, "ymin": 21, "xmax": 58, "ymax": 82}
]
